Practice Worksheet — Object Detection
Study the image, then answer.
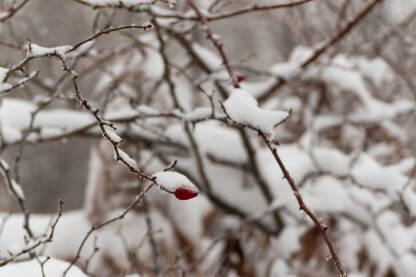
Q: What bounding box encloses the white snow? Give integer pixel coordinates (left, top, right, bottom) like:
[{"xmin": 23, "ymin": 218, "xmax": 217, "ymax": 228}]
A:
[
  {"xmin": 39, "ymin": 127, "xmax": 65, "ymax": 138},
  {"xmin": 0, "ymin": 98, "xmax": 95, "ymax": 143},
  {"xmin": 299, "ymin": 49, "xmax": 414, "ymax": 121},
  {"xmin": 84, "ymin": 146, "xmax": 105, "ymax": 217},
  {"xmin": 402, "ymin": 186, "xmax": 416, "ymax": 217},
  {"xmin": 313, "ymin": 115, "xmax": 343, "ymax": 131},
  {"xmin": 177, "ymin": 107, "xmax": 211, "ymax": 121},
  {"xmin": 165, "ymin": 121, "xmax": 248, "ymax": 164},
  {"xmin": 65, "ymin": 41, "xmax": 94, "ymax": 59},
  {"xmin": 0, "ymin": 12, "xmax": 9, "ymax": 21},
  {"xmin": 0, "ymin": 159, "xmax": 9, "ymax": 170},
  {"xmin": 270, "ymin": 259, "xmax": 297, "ymax": 277},
  {"xmin": 0, "ymin": 67, "xmax": 12, "ymax": 92},
  {"xmin": 0, "ymin": 159, "xmax": 24, "ymax": 199},
  {"xmin": 116, "ymin": 148, "xmax": 137, "ymax": 169},
  {"xmin": 395, "ymin": 253, "xmax": 416, "ymax": 276},
  {"xmin": 384, "ymin": 0, "xmax": 416, "ymax": 23},
  {"xmin": 10, "ymin": 179, "xmax": 25, "ymax": 200},
  {"xmin": 104, "ymin": 100, "xmax": 138, "ymax": 119},
  {"xmin": 192, "ymin": 43, "xmax": 222, "ymax": 71},
  {"xmin": 103, "ymin": 125, "xmax": 121, "ymax": 143},
  {"xmin": 351, "ymin": 153, "xmax": 408, "ymax": 197},
  {"xmin": 0, "ymin": 208, "xmax": 176, "ymax": 276},
  {"xmin": 153, "ymin": 171, "xmax": 198, "ymax": 194},
  {"xmin": 133, "ymin": 34, "xmax": 165, "ymax": 80},
  {"xmin": 26, "ymin": 43, "xmax": 72, "ymax": 58},
  {"xmin": 1, "ymin": 98, "xmax": 36, "ymax": 130},
  {"xmin": 313, "ymin": 147, "xmax": 350, "ymax": 176},
  {"xmin": 35, "ymin": 109, "xmax": 94, "ymax": 130},
  {"xmin": 364, "ymin": 230, "xmax": 394, "ymax": 276},
  {"xmin": 257, "ymin": 145, "xmax": 314, "ymax": 211},
  {"xmin": 275, "ymin": 225, "xmax": 304, "ymax": 259},
  {"xmin": 3, "ymin": 128, "xmax": 25, "ymax": 143},
  {"xmin": 289, "ymin": 46, "xmax": 315, "ymax": 64},
  {"xmin": 303, "ymin": 176, "xmax": 350, "ymax": 212},
  {"xmin": 349, "ymin": 56, "xmax": 393, "ymax": 86},
  {"xmin": 238, "ymin": 78, "xmax": 277, "ymax": 98},
  {"xmin": 137, "ymin": 105, "xmax": 161, "ymax": 115},
  {"xmin": 0, "ymin": 66, "xmax": 8, "ymax": 83},
  {"xmin": 195, "ymin": 122, "xmax": 248, "ymax": 163},
  {"xmin": 0, "ymin": 4, "xmax": 414, "ymax": 276},
  {"xmin": 348, "ymin": 186, "xmax": 391, "ymax": 215},
  {"xmin": 223, "ymin": 88, "xmax": 288, "ymax": 138},
  {"xmin": 268, "ymin": 46, "xmax": 415, "ymax": 122},
  {"xmin": 270, "ymin": 62, "xmax": 300, "ymax": 79},
  {"xmin": 164, "ymin": 194, "xmax": 212, "ymax": 245},
  {"xmin": 377, "ymin": 211, "xmax": 414, "ymax": 255}
]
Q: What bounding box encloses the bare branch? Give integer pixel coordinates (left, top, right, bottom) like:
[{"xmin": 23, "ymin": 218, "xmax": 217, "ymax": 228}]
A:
[
  {"xmin": 0, "ymin": 199, "xmax": 63, "ymax": 267},
  {"xmin": 0, "ymin": 0, "xmax": 30, "ymax": 23},
  {"xmin": 258, "ymin": 0, "xmax": 384, "ymax": 103},
  {"xmin": 187, "ymin": 0, "xmax": 241, "ymax": 88},
  {"xmin": 62, "ymin": 183, "xmax": 153, "ymax": 276}
]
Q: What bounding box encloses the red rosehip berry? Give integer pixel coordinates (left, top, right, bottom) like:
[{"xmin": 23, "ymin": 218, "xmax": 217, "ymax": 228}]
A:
[
  {"xmin": 236, "ymin": 74, "xmax": 244, "ymax": 83},
  {"xmin": 174, "ymin": 187, "xmax": 198, "ymax": 200}
]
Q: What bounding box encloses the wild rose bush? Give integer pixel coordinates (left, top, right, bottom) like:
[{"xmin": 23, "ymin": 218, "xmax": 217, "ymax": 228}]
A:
[{"xmin": 0, "ymin": 0, "xmax": 415, "ymax": 276}]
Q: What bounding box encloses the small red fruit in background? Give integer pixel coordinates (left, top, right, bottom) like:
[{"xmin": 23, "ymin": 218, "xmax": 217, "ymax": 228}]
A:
[
  {"xmin": 236, "ymin": 74, "xmax": 244, "ymax": 83},
  {"xmin": 174, "ymin": 187, "xmax": 198, "ymax": 200},
  {"xmin": 234, "ymin": 75, "xmax": 244, "ymax": 88}
]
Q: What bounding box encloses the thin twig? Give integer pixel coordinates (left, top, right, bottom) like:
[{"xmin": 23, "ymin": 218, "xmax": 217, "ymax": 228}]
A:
[
  {"xmin": 67, "ymin": 24, "xmax": 153, "ymax": 54},
  {"xmin": 0, "ymin": 70, "xmax": 39, "ymax": 95},
  {"xmin": 258, "ymin": 0, "xmax": 384, "ymax": 103},
  {"xmin": 0, "ymin": 199, "xmax": 63, "ymax": 267},
  {"xmin": 202, "ymin": 0, "xmax": 316, "ymax": 21},
  {"xmin": 261, "ymin": 135, "xmax": 347, "ymax": 277},
  {"xmin": 187, "ymin": 0, "xmax": 240, "ymax": 88},
  {"xmin": 0, "ymin": 0, "xmax": 30, "ymax": 23},
  {"xmin": 62, "ymin": 183, "xmax": 154, "ymax": 276},
  {"xmin": 0, "ymin": 160, "xmax": 33, "ymax": 239},
  {"xmin": 153, "ymin": 20, "xmax": 214, "ymax": 194}
]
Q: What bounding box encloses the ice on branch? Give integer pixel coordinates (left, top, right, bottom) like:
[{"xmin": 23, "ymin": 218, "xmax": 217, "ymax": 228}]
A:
[
  {"xmin": 153, "ymin": 171, "xmax": 199, "ymax": 200},
  {"xmin": 223, "ymin": 88, "xmax": 289, "ymax": 138}
]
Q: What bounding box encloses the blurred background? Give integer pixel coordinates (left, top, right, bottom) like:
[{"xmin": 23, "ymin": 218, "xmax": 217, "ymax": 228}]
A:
[
  {"xmin": 1, "ymin": 0, "xmax": 415, "ymax": 213},
  {"xmin": 0, "ymin": 1, "xmax": 416, "ymax": 276}
]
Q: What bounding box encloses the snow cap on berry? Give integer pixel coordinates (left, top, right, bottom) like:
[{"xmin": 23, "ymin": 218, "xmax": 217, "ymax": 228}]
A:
[{"xmin": 153, "ymin": 171, "xmax": 199, "ymax": 200}]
